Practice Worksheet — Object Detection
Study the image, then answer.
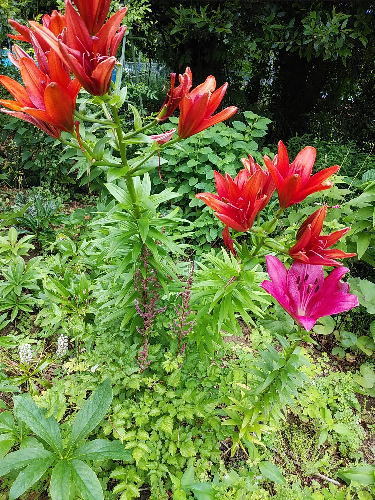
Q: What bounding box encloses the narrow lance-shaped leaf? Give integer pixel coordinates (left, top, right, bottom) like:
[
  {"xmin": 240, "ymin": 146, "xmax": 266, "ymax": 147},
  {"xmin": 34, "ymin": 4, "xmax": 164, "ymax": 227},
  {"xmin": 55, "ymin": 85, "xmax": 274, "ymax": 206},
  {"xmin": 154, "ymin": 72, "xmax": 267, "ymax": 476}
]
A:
[
  {"xmin": 73, "ymin": 439, "xmax": 132, "ymax": 461},
  {"xmin": 9, "ymin": 457, "xmax": 55, "ymax": 500},
  {"xmin": 69, "ymin": 379, "xmax": 112, "ymax": 445},
  {"xmin": 13, "ymin": 394, "xmax": 63, "ymax": 453},
  {"xmin": 0, "ymin": 447, "xmax": 53, "ymax": 477},
  {"xmin": 49, "ymin": 460, "xmax": 73, "ymax": 500},
  {"xmin": 71, "ymin": 459, "xmax": 104, "ymax": 500}
]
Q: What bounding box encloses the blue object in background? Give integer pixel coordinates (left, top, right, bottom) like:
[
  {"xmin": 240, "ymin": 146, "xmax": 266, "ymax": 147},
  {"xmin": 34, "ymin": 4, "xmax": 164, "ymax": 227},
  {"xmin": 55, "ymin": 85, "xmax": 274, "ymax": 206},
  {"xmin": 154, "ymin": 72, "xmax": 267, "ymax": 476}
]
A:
[
  {"xmin": 0, "ymin": 49, "xmax": 12, "ymax": 67},
  {"xmin": 111, "ymin": 67, "xmax": 117, "ymax": 82}
]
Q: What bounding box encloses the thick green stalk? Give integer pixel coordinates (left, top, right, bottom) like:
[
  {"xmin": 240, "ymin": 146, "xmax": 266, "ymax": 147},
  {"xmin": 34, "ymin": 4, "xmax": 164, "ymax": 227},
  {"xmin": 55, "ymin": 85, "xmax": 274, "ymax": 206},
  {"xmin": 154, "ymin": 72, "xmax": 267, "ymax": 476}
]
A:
[
  {"xmin": 111, "ymin": 106, "xmax": 140, "ymax": 218},
  {"xmin": 251, "ymin": 208, "xmax": 284, "ymax": 256}
]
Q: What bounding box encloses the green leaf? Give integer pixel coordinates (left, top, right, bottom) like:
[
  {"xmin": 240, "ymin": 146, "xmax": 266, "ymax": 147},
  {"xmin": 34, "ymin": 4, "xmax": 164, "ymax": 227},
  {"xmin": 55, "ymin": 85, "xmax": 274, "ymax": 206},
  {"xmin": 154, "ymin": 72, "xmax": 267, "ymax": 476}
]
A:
[
  {"xmin": 179, "ymin": 439, "xmax": 195, "ymax": 457},
  {"xmin": 123, "ymin": 133, "xmax": 153, "ymax": 145},
  {"xmin": 138, "ymin": 218, "xmax": 150, "ymax": 242},
  {"xmin": 0, "ymin": 447, "xmax": 53, "ymax": 477},
  {"xmin": 313, "ymin": 316, "xmax": 336, "ymax": 335},
  {"xmin": 105, "ymin": 183, "xmax": 128, "ymax": 204},
  {"xmin": 71, "ymin": 459, "xmax": 104, "ymax": 500},
  {"xmin": 9, "ymin": 457, "xmax": 54, "ymax": 500},
  {"xmin": 92, "ymin": 138, "xmax": 107, "ymax": 160},
  {"xmin": 50, "ymin": 460, "xmax": 73, "ymax": 500},
  {"xmin": 69, "ymin": 379, "xmax": 112, "ymax": 446},
  {"xmin": 13, "ymin": 394, "xmax": 63, "ymax": 453},
  {"xmin": 356, "ymin": 232, "xmax": 371, "ymax": 259},
  {"xmin": 73, "ymin": 439, "xmax": 132, "ymax": 461},
  {"xmin": 128, "ymin": 103, "xmax": 143, "ymax": 130},
  {"xmin": 338, "ymin": 465, "xmax": 375, "ymax": 485},
  {"xmin": 259, "ymin": 461, "xmax": 285, "ymax": 484},
  {"xmin": 0, "ymin": 434, "xmax": 15, "ymax": 458}
]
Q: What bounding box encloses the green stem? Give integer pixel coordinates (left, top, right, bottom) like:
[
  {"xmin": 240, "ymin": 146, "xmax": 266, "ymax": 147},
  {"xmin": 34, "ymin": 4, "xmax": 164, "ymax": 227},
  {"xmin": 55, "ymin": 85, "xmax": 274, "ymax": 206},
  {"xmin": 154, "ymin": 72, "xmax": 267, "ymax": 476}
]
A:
[
  {"xmin": 283, "ymin": 337, "xmax": 301, "ymax": 361},
  {"xmin": 111, "ymin": 106, "xmax": 140, "ymax": 218},
  {"xmin": 127, "ymin": 149, "xmax": 159, "ymax": 175},
  {"xmin": 74, "ymin": 110, "xmax": 115, "ymax": 126},
  {"xmin": 122, "ymin": 118, "xmax": 158, "ymax": 140},
  {"xmin": 57, "ymin": 137, "xmax": 79, "ymax": 149},
  {"xmin": 251, "ymin": 208, "xmax": 284, "ymax": 256},
  {"xmin": 162, "ymin": 137, "xmax": 182, "ymax": 148}
]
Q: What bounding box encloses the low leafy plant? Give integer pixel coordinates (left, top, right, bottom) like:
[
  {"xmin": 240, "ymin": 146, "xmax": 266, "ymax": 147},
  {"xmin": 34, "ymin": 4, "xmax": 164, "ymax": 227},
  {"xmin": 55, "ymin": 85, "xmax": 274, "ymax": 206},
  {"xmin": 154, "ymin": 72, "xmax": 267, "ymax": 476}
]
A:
[
  {"xmin": 12, "ymin": 189, "xmax": 63, "ymax": 246},
  {"xmin": 0, "ymin": 379, "xmax": 131, "ymax": 500},
  {"xmin": 0, "ymin": 257, "xmax": 42, "ymax": 321},
  {"xmin": 0, "ymin": 227, "xmax": 34, "ymax": 263}
]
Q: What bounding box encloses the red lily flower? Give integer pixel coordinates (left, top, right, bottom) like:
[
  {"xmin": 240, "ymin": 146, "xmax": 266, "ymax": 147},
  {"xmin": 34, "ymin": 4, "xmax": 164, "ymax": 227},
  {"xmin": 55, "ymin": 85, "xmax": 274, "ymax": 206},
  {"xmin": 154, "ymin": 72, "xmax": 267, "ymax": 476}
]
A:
[
  {"xmin": 178, "ymin": 75, "xmax": 238, "ymax": 138},
  {"xmin": 241, "ymin": 154, "xmax": 275, "ymax": 207},
  {"xmin": 0, "ymin": 51, "xmax": 80, "ymax": 138},
  {"xmin": 263, "ymin": 141, "xmax": 340, "ymax": 208},
  {"xmin": 29, "ymin": 1, "xmax": 127, "ymax": 96},
  {"xmin": 196, "ymin": 167, "xmax": 271, "ymax": 232},
  {"xmin": 9, "ymin": 10, "xmax": 66, "ymax": 52},
  {"xmin": 289, "ymin": 206, "xmax": 356, "ymax": 266},
  {"xmin": 71, "ymin": 0, "xmax": 112, "ymax": 35},
  {"xmin": 157, "ymin": 67, "xmax": 192, "ymax": 121}
]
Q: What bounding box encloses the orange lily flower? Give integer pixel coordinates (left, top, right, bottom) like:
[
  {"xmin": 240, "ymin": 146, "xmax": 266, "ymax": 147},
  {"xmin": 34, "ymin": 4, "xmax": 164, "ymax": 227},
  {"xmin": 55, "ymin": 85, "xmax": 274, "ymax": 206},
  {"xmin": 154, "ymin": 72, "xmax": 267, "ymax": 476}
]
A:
[
  {"xmin": 0, "ymin": 51, "xmax": 80, "ymax": 138},
  {"xmin": 9, "ymin": 10, "xmax": 66, "ymax": 52},
  {"xmin": 289, "ymin": 206, "xmax": 356, "ymax": 266},
  {"xmin": 263, "ymin": 141, "xmax": 340, "ymax": 208},
  {"xmin": 29, "ymin": 1, "xmax": 127, "ymax": 96},
  {"xmin": 157, "ymin": 67, "xmax": 192, "ymax": 121},
  {"xmin": 178, "ymin": 75, "xmax": 238, "ymax": 138}
]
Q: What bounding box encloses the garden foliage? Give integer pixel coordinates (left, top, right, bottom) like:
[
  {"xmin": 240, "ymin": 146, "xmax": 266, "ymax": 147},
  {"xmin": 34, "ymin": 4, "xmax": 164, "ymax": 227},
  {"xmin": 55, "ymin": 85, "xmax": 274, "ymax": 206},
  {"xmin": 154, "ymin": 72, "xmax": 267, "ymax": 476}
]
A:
[{"xmin": 0, "ymin": 1, "xmax": 374, "ymax": 499}]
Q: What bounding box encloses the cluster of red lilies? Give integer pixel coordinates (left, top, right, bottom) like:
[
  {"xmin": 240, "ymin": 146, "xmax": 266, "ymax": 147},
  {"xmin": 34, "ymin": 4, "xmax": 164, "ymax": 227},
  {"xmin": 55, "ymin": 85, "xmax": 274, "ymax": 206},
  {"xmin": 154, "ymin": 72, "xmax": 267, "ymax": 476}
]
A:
[{"xmin": 197, "ymin": 141, "xmax": 356, "ymax": 267}]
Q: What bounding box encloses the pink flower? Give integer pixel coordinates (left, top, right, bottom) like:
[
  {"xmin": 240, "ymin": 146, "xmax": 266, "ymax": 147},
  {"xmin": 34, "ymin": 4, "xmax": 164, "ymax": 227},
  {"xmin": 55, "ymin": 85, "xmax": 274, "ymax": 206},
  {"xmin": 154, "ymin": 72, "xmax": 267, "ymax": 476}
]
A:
[
  {"xmin": 149, "ymin": 128, "xmax": 176, "ymax": 144},
  {"xmin": 261, "ymin": 255, "xmax": 359, "ymax": 331}
]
